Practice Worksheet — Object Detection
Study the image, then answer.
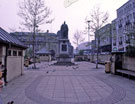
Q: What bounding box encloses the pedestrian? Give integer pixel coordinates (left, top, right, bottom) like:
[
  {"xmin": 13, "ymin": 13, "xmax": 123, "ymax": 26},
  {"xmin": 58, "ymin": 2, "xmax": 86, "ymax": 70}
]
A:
[
  {"xmin": 2, "ymin": 68, "xmax": 7, "ymax": 86},
  {"xmin": 0, "ymin": 62, "xmax": 7, "ymax": 86},
  {"xmin": 0, "ymin": 62, "xmax": 4, "ymax": 88},
  {"xmin": 0, "ymin": 62, "xmax": 2, "ymax": 77}
]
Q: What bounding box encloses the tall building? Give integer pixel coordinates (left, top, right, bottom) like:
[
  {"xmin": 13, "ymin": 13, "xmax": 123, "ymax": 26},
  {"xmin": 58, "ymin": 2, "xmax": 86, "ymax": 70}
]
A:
[
  {"xmin": 95, "ymin": 24, "xmax": 112, "ymax": 54},
  {"xmin": 116, "ymin": 0, "xmax": 135, "ymax": 52},
  {"xmin": 10, "ymin": 31, "xmax": 58, "ymax": 57}
]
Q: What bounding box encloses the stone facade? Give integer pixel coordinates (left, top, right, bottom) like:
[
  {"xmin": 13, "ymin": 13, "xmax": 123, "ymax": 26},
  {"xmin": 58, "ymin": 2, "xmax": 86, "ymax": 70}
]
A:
[
  {"xmin": 112, "ymin": 19, "xmax": 118, "ymax": 52},
  {"xmin": 93, "ymin": 0, "xmax": 135, "ymax": 53},
  {"xmin": 90, "ymin": 54, "xmax": 111, "ymax": 64},
  {"xmin": 122, "ymin": 55, "xmax": 135, "ymax": 71},
  {"xmin": 89, "ymin": 54, "xmax": 135, "ymax": 72},
  {"xmin": 38, "ymin": 55, "xmax": 51, "ymax": 62},
  {"xmin": 116, "ymin": 0, "xmax": 135, "ymax": 52},
  {"xmin": 36, "ymin": 47, "xmax": 52, "ymax": 62},
  {"xmin": 7, "ymin": 47, "xmax": 25, "ymax": 81},
  {"xmin": 10, "ymin": 32, "xmax": 58, "ymax": 57},
  {"xmin": 95, "ymin": 24, "xmax": 112, "ymax": 54}
]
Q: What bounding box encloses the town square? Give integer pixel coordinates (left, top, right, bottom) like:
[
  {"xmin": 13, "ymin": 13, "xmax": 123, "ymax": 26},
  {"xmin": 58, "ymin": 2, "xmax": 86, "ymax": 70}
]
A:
[{"xmin": 0, "ymin": 0, "xmax": 135, "ymax": 104}]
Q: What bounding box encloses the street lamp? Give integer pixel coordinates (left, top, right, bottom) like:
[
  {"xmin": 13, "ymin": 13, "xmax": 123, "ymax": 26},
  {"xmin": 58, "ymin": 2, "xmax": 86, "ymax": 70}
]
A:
[
  {"xmin": 87, "ymin": 20, "xmax": 91, "ymax": 43},
  {"xmin": 87, "ymin": 20, "xmax": 91, "ymax": 61}
]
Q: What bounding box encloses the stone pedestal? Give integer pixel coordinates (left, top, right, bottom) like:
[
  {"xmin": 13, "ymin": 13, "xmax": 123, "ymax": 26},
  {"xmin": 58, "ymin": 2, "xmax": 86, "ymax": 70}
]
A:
[
  {"xmin": 56, "ymin": 39, "xmax": 73, "ymax": 65},
  {"xmin": 55, "ymin": 22, "xmax": 74, "ymax": 65},
  {"xmin": 57, "ymin": 55, "xmax": 72, "ymax": 63}
]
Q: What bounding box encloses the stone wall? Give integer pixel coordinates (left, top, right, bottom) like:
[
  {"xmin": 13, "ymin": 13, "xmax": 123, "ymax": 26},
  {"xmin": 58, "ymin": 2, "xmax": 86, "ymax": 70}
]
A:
[
  {"xmin": 122, "ymin": 56, "xmax": 135, "ymax": 71},
  {"xmin": 6, "ymin": 47, "xmax": 24, "ymax": 82},
  {"xmin": 7, "ymin": 56, "xmax": 24, "ymax": 82},
  {"xmin": 90, "ymin": 54, "xmax": 135, "ymax": 71},
  {"xmin": 74, "ymin": 55, "xmax": 89, "ymax": 61},
  {"xmin": 39, "ymin": 55, "xmax": 51, "ymax": 62},
  {"xmin": 90, "ymin": 54, "xmax": 111, "ymax": 64}
]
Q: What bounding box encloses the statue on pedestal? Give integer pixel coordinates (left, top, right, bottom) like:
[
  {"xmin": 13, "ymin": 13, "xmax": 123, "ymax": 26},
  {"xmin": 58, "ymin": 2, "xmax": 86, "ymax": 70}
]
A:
[{"xmin": 55, "ymin": 21, "xmax": 74, "ymax": 65}]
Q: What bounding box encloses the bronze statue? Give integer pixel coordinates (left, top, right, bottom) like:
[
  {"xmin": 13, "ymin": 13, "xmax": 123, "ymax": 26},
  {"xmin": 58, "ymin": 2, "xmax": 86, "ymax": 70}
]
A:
[{"xmin": 61, "ymin": 21, "xmax": 68, "ymax": 39}]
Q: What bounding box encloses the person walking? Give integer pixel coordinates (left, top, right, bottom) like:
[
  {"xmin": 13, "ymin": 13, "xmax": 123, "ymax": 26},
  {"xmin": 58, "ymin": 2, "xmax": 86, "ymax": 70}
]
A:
[
  {"xmin": 0, "ymin": 62, "xmax": 3, "ymax": 88},
  {"xmin": 0, "ymin": 61, "xmax": 3, "ymax": 104},
  {"xmin": 2, "ymin": 68, "xmax": 7, "ymax": 86},
  {"xmin": 0, "ymin": 62, "xmax": 7, "ymax": 86}
]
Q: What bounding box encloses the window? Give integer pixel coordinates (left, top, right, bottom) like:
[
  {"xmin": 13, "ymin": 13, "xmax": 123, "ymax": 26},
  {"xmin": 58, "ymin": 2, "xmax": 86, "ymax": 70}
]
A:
[
  {"xmin": 133, "ymin": 12, "xmax": 135, "ymax": 20},
  {"xmin": 38, "ymin": 39, "xmax": 41, "ymax": 42},
  {"xmin": 133, "ymin": 2, "xmax": 135, "ymax": 8},
  {"xmin": 130, "ymin": 14, "xmax": 132, "ymax": 19},
  {"xmin": 18, "ymin": 51, "xmax": 22, "ymax": 56},
  {"xmin": 113, "ymin": 42, "xmax": 116, "ymax": 46},
  {"xmin": 119, "ymin": 37, "xmax": 123, "ymax": 45},
  {"xmin": 22, "ymin": 39, "xmax": 25, "ymax": 41},
  {"xmin": 8, "ymin": 50, "xmax": 11, "ymax": 56},
  {"xmin": 113, "ymin": 39, "xmax": 116, "ymax": 46},
  {"xmin": 13, "ymin": 51, "xmax": 17, "ymax": 56}
]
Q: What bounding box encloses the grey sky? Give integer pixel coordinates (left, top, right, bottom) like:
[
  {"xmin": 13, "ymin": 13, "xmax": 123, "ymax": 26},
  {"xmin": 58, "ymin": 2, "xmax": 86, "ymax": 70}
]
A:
[{"xmin": 0, "ymin": 0, "xmax": 128, "ymax": 46}]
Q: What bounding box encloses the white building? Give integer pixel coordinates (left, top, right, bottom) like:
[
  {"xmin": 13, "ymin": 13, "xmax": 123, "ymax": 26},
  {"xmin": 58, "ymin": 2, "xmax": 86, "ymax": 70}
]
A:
[
  {"xmin": 112, "ymin": 19, "xmax": 118, "ymax": 52},
  {"xmin": 116, "ymin": 0, "xmax": 135, "ymax": 52},
  {"xmin": 95, "ymin": 24, "xmax": 112, "ymax": 54},
  {"xmin": 77, "ymin": 42, "xmax": 91, "ymax": 50},
  {"xmin": 76, "ymin": 42, "xmax": 91, "ymax": 55}
]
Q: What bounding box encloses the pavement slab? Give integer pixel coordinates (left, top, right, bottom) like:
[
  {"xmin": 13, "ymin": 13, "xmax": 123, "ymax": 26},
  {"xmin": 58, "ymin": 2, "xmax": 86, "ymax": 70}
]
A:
[{"xmin": 0, "ymin": 62, "xmax": 135, "ymax": 104}]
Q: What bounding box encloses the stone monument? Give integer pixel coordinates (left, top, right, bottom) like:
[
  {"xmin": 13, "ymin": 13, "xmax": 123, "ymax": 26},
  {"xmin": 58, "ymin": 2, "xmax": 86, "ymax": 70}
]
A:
[{"xmin": 56, "ymin": 21, "xmax": 74, "ymax": 65}]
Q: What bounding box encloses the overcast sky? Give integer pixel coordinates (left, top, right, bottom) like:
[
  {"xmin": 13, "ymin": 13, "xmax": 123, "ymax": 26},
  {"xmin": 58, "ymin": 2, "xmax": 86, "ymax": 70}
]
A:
[{"xmin": 0, "ymin": 0, "xmax": 128, "ymax": 46}]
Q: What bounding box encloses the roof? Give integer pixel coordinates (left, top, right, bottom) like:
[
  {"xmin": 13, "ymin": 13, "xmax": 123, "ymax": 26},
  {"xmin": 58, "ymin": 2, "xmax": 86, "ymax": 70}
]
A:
[
  {"xmin": 10, "ymin": 32, "xmax": 57, "ymax": 36},
  {"xmin": 36, "ymin": 47, "xmax": 51, "ymax": 55},
  {"xmin": 0, "ymin": 27, "xmax": 27, "ymax": 49}
]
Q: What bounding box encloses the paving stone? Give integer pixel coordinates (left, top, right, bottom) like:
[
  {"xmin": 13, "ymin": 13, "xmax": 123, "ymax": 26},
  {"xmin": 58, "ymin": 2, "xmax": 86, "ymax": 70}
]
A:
[{"xmin": 1, "ymin": 62, "xmax": 135, "ymax": 104}]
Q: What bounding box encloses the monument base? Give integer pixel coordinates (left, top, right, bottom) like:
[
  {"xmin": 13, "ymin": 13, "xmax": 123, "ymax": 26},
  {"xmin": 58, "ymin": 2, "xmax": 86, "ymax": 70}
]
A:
[
  {"xmin": 57, "ymin": 57, "xmax": 71, "ymax": 63},
  {"xmin": 53, "ymin": 62, "xmax": 75, "ymax": 66},
  {"xmin": 54, "ymin": 56, "xmax": 75, "ymax": 66}
]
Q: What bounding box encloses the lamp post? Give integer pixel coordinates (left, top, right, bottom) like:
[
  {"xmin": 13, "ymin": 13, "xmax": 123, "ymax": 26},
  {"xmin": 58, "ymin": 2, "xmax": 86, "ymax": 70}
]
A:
[{"xmin": 87, "ymin": 20, "xmax": 91, "ymax": 61}]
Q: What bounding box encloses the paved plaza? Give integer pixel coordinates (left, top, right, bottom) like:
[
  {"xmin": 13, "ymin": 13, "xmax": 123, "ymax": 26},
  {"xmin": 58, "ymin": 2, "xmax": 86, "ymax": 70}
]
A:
[{"xmin": 0, "ymin": 62, "xmax": 135, "ymax": 104}]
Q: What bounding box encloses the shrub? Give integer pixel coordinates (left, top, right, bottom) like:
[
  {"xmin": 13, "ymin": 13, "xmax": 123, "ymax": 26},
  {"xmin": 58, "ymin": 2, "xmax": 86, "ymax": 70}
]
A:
[{"xmin": 126, "ymin": 45, "xmax": 135, "ymax": 57}]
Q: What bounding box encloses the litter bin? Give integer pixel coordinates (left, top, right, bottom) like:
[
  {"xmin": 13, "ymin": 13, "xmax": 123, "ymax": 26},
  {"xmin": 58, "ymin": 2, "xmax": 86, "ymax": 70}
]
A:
[{"xmin": 105, "ymin": 61, "xmax": 111, "ymax": 73}]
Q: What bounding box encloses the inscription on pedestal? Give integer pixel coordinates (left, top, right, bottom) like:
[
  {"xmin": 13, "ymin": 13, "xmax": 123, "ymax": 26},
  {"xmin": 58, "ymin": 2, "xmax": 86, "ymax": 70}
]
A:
[{"xmin": 62, "ymin": 44, "xmax": 67, "ymax": 51}]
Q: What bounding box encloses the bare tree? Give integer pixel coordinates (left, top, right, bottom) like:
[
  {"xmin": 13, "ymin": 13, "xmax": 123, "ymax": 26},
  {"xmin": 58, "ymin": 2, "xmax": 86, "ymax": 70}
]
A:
[
  {"xmin": 73, "ymin": 30, "xmax": 85, "ymax": 49},
  {"xmin": 86, "ymin": 6, "xmax": 109, "ymax": 69},
  {"xmin": 18, "ymin": 0, "xmax": 54, "ymax": 69}
]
